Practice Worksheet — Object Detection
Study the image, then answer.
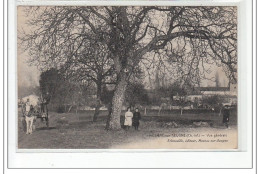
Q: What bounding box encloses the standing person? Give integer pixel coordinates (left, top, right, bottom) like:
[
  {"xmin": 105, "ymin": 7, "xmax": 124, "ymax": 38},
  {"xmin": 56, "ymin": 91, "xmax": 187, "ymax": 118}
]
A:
[
  {"xmin": 133, "ymin": 108, "xmax": 141, "ymax": 131},
  {"xmin": 124, "ymin": 107, "xmax": 133, "ymax": 130},
  {"xmin": 20, "ymin": 99, "xmax": 27, "ymax": 132},
  {"xmin": 25, "ymin": 98, "xmax": 31, "ymax": 115},
  {"xmin": 222, "ymin": 105, "xmax": 230, "ymax": 129},
  {"xmin": 40, "ymin": 97, "xmax": 46, "ymax": 113},
  {"xmin": 37, "ymin": 97, "xmax": 41, "ymax": 110},
  {"xmin": 38, "ymin": 97, "xmax": 44, "ymax": 121},
  {"xmin": 24, "ymin": 99, "xmax": 35, "ymax": 134}
]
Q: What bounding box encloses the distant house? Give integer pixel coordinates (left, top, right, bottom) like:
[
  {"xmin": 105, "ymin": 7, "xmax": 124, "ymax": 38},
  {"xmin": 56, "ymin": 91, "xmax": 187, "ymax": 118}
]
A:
[
  {"xmin": 196, "ymin": 87, "xmax": 230, "ymax": 96},
  {"xmin": 172, "ymin": 85, "xmax": 237, "ymax": 106},
  {"xmin": 186, "ymin": 95, "xmax": 203, "ymax": 102},
  {"xmin": 196, "ymin": 86, "xmax": 237, "ymax": 105}
]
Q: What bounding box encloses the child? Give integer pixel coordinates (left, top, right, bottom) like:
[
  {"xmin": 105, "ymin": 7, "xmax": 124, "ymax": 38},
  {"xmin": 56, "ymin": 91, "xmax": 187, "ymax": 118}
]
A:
[
  {"xmin": 133, "ymin": 108, "xmax": 141, "ymax": 130},
  {"xmin": 124, "ymin": 107, "xmax": 133, "ymax": 130}
]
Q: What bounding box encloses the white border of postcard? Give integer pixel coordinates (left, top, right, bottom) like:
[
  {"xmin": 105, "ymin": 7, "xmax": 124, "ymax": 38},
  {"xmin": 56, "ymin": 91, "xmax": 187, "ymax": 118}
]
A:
[{"xmin": 5, "ymin": 0, "xmax": 255, "ymax": 170}]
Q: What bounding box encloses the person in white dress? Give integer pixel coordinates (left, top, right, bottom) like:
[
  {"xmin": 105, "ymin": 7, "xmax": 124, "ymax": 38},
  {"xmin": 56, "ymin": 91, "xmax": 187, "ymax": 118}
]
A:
[{"xmin": 124, "ymin": 107, "xmax": 133, "ymax": 130}]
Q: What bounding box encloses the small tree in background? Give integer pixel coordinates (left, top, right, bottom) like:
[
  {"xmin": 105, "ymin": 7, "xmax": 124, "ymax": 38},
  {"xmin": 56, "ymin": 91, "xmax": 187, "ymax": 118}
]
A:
[
  {"xmin": 39, "ymin": 68, "xmax": 89, "ymax": 113},
  {"xmin": 39, "ymin": 68, "xmax": 62, "ymax": 105},
  {"xmin": 125, "ymin": 82, "xmax": 149, "ymax": 109},
  {"xmin": 170, "ymin": 81, "xmax": 193, "ymax": 115},
  {"xmin": 201, "ymin": 95, "xmax": 224, "ymax": 109}
]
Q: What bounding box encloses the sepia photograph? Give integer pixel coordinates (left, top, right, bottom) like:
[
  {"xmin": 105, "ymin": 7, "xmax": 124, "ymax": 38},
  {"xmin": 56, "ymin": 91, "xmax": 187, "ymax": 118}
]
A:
[{"xmin": 17, "ymin": 6, "xmax": 238, "ymax": 149}]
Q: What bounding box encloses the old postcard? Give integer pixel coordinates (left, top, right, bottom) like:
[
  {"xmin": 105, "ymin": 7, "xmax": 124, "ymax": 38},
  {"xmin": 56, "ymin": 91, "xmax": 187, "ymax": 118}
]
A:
[{"xmin": 17, "ymin": 5, "xmax": 238, "ymax": 149}]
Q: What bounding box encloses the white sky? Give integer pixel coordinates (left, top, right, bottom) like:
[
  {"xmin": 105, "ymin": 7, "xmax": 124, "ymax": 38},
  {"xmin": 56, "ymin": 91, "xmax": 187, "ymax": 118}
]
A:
[{"xmin": 17, "ymin": 7, "xmax": 40, "ymax": 87}]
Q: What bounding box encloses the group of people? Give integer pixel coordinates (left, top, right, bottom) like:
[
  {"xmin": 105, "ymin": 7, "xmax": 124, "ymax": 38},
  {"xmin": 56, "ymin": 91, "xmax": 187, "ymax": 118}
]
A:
[{"xmin": 124, "ymin": 107, "xmax": 141, "ymax": 131}]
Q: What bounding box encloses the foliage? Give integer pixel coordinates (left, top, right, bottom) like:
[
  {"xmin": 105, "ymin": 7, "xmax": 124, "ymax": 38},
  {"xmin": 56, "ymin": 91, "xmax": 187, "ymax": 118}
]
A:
[
  {"xmin": 39, "ymin": 68, "xmax": 91, "ymax": 112},
  {"xmin": 100, "ymin": 85, "xmax": 114, "ymax": 106},
  {"xmin": 169, "ymin": 81, "xmax": 191, "ymax": 107},
  {"xmin": 201, "ymin": 95, "xmax": 224, "ymax": 107},
  {"xmin": 39, "ymin": 68, "xmax": 62, "ymax": 103},
  {"xmin": 125, "ymin": 83, "xmax": 150, "ymax": 107}
]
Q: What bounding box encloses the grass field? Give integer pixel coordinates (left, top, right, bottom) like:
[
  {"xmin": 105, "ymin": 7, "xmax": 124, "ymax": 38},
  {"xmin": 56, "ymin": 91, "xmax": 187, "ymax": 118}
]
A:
[{"xmin": 18, "ymin": 110, "xmax": 237, "ymax": 149}]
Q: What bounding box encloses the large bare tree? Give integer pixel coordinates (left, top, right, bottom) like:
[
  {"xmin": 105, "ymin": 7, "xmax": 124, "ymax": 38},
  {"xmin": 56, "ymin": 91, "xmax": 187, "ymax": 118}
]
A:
[
  {"xmin": 19, "ymin": 6, "xmax": 237, "ymax": 130},
  {"xmin": 60, "ymin": 40, "xmax": 115, "ymax": 121}
]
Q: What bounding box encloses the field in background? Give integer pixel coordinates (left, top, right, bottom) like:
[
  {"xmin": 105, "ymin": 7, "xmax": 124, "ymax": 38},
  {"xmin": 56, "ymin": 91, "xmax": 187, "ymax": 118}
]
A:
[{"xmin": 18, "ymin": 110, "xmax": 237, "ymax": 149}]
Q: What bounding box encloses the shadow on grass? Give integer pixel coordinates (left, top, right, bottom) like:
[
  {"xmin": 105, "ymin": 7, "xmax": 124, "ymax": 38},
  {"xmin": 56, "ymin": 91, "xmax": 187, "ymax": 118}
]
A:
[
  {"xmin": 64, "ymin": 120, "xmax": 106, "ymax": 130},
  {"xmin": 36, "ymin": 127, "xmax": 57, "ymax": 130}
]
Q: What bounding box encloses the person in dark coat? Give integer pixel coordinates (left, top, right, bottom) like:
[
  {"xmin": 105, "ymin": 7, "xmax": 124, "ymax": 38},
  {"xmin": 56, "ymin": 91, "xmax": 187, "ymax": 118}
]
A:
[
  {"xmin": 133, "ymin": 108, "xmax": 141, "ymax": 130},
  {"xmin": 222, "ymin": 105, "xmax": 230, "ymax": 129}
]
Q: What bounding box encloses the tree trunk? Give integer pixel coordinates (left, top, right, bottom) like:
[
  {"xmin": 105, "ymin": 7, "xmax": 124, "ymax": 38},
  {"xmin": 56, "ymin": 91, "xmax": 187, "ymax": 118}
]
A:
[
  {"xmin": 93, "ymin": 103, "xmax": 101, "ymax": 122},
  {"xmin": 107, "ymin": 75, "xmax": 128, "ymax": 130},
  {"xmin": 105, "ymin": 103, "xmax": 113, "ymax": 130},
  {"xmin": 93, "ymin": 82, "xmax": 102, "ymax": 122}
]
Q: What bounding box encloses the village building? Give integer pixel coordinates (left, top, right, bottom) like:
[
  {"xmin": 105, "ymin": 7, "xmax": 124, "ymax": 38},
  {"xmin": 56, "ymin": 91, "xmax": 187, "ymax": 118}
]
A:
[{"xmin": 172, "ymin": 84, "xmax": 237, "ymax": 107}]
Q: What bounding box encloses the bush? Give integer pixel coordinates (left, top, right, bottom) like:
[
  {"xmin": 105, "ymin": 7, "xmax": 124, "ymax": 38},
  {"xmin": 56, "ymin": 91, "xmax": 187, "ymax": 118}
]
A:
[
  {"xmin": 201, "ymin": 95, "xmax": 224, "ymax": 107},
  {"xmin": 57, "ymin": 105, "xmax": 65, "ymax": 113}
]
